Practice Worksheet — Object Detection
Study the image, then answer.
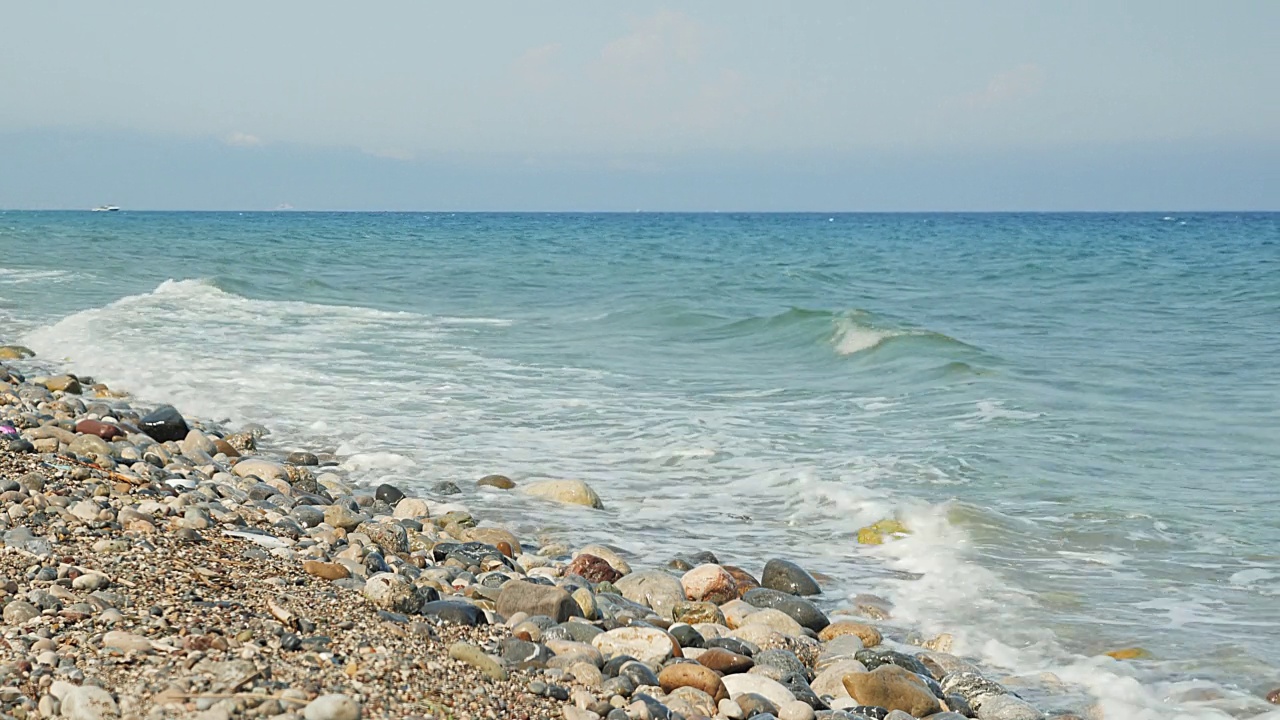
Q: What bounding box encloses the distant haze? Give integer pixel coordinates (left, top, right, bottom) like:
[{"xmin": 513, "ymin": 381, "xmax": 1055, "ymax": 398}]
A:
[{"xmin": 2, "ymin": 1, "xmax": 1277, "ymax": 210}]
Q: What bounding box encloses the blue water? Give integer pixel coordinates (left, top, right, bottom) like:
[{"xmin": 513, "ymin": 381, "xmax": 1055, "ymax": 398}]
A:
[{"xmin": 2, "ymin": 212, "xmax": 1279, "ymax": 718}]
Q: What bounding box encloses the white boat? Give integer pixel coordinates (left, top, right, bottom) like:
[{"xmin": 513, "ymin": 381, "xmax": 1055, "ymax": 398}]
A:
[{"xmin": 90, "ymin": 206, "xmax": 120, "ymax": 212}]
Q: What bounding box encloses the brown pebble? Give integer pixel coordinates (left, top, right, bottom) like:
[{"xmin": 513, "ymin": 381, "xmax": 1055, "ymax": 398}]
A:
[
  {"xmin": 722, "ymin": 565, "xmax": 761, "ymax": 597},
  {"xmin": 658, "ymin": 662, "xmax": 728, "ymax": 702},
  {"xmin": 1267, "ymin": 687, "xmax": 1280, "ymax": 705},
  {"xmin": 697, "ymin": 647, "xmax": 754, "ymax": 675},
  {"xmin": 303, "ymin": 560, "xmax": 350, "ymax": 581},
  {"xmin": 819, "ymin": 619, "xmax": 883, "ymax": 647},
  {"xmin": 75, "ymin": 418, "xmax": 123, "ymax": 440},
  {"xmin": 213, "ymin": 439, "xmax": 241, "ymax": 457},
  {"xmin": 567, "ymin": 553, "xmax": 623, "ymax": 583}
]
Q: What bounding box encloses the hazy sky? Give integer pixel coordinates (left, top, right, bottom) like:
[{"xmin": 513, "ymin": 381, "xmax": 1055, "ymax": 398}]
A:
[{"xmin": 2, "ymin": 1, "xmax": 1278, "ymax": 210}]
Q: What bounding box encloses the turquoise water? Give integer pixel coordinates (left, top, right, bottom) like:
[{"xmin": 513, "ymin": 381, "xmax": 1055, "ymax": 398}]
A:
[{"xmin": 2, "ymin": 211, "xmax": 1279, "ymax": 717}]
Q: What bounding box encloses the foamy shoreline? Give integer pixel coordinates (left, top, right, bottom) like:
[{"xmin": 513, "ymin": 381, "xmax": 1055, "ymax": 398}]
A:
[{"xmin": 4, "ymin": 341, "xmax": 1275, "ymax": 719}]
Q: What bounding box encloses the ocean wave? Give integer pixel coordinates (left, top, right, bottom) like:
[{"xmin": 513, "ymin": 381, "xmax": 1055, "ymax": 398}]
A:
[{"xmin": 707, "ymin": 306, "xmax": 980, "ymax": 359}]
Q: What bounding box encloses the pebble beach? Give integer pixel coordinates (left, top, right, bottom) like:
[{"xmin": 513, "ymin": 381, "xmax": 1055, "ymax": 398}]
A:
[{"xmin": 0, "ymin": 341, "xmax": 1264, "ymax": 720}]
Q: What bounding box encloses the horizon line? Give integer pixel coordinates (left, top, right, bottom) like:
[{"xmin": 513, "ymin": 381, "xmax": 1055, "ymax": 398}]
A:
[{"xmin": 4, "ymin": 208, "xmax": 1279, "ymax": 214}]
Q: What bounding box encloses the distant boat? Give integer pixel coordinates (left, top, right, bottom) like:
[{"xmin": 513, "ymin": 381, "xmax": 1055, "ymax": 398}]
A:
[{"xmin": 90, "ymin": 206, "xmax": 120, "ymax": 212}]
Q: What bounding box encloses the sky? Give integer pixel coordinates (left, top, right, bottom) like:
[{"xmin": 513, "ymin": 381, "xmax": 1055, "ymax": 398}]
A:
[{"xmin": 1, "ymin": 1, "xmax": 1278, "ymax": 210}]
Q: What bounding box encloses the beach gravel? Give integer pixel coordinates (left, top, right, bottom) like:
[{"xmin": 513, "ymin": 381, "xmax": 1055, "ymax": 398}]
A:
[{"xmin": 0, "ymin": 353, "xmax": 1061, "ymax": 720}]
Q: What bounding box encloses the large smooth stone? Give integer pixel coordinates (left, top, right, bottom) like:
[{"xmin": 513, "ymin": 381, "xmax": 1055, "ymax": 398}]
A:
[
  {"xmin": 43, "ymin": 375, "xmax": 81, "ymax": 394},
  {"xmin": 3, "ymin": 600, "xmax": 40, "ymax": 624},
  {"xmin": 393, "ymin": 497, "xmax": 431, "ymax": 519},
  {"xmin": 576, "ymin": 544, "xmax": 632, "ymax": 575},
  {"xmin": 698, "ymin": 647, "xmax": 754, "ymax": 674},
  {"xmin": 362, "ymin": 573, "xmax": 421, "ymax": 614},
  {"xmin": 523, "ymin": 479, "xmax": 604, "ymax": 509},
  {"xmin": 592, "ymin": 626, "xmax": 675, "ymax": 665},
  {"xmin": 182, "ymin": 429, "xmax": 217, "ymax": 457},
  {"xmin": 420, "ymin": 600, "xmax": 486, "ymax": 626},
  {"xmin": 682, "ymin": 563, "xmax": 738, "ymax": 604},
  {"xmin": 811, "ymin": 658, "xmax": 868, "ymax": 699},
  {"xmin": 68, "ymin": 434, "xmax": 112, "ymax": 457},
  {"xmin": 856, "ymin": 649, "xmax": 932, "ymax": 678},
  {"xmin": 478, "ymin": 474, "xmax": 516, "ymax": 489},
  {"xmin": 721, "ymin": 674, "xmax": 797, "ymax": 708},
  {"xmin": 0, "ymin": 345, "xmax": 34, "ymax": 359},
  {"xmin": 448, "ymin": 642, "xmax": 508, "ymax": 681},
  {"xmin": 843, "ymin": 665, "xmax": 941, "ymax": 717},
  {"xmin": 138, "ymin": 405, "xmax": 188, "ymax": 442},
  {"xmin": 57, "ymin": 683, "xmax": 119, "ymax": 720},
  {"xmin": 940, "ymin": 671, "xmax": 1008, "ymax": 706},
  {"xmin": 820, "ymin": 620, "xmax": 882, "ymax": 646},
  {"xmin": 659, "ymin": 662, "xmax": 729, "ymax": 702},
  {"xmin": 742, "ymin": 588, "xmax": 829, "ymax": 631},
  {"xmin": 722, "ymin": 565, "xmax": 761, "ymax": 597},
  {"xmin": 615, "ymin": 570, "xmax": 684, "ymax": 619},
  {"xmin": 568, "ymin": 553, "xmax": 623, "ymax": 583},
  {"xmin": 75, "ymin": 419, "xmax": 123, "ymax": 440},
  {"xmin": 742, "ymin": 608, "xmax": 805, "ymax": 636},
  {"xmin": 324, "ymin": 505, "xmax": 367, "ymax": 531},
  {"xmin": 761, "ymin": 559, "xmax": 821, "ymax": 596},
  {"xmin": 496, "ymin": 580, "xmax": 576, "ymax": 623},
  {"xmin": 303, "ymin": 694, "xmax": 361, "ymax": 720},
  {"xmin": 233, "ymin": 458, "xmax": 288, "ymax": 481}
]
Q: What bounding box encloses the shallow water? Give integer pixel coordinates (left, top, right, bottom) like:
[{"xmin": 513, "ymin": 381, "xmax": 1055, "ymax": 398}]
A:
[{"xmin": 3, "ymin": 211, "xmax": 1279, "ymax": 717}]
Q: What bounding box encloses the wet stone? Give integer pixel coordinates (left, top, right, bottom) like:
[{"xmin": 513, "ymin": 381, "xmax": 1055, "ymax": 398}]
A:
[
  {"xmin": 432, "ymin": 480, "xmax": 462, "ymax": 495},
  {"xmin": 478, "ymin": 474, "xmax": 516, "ymax": 489},
  {"xmin": 940, "ymin": 671, "xmax": 1008, "ymax": 705},
  {"xmin": 139, "ymin": 404, "xmax": 189, "ymax": 443},
  {"xmin": 706, "ymin": 637, "xmax": 757, "ymax": 657},
  {"xmin": 742, "ymin": 588, "xmax": 829, "ymax": 632},
  {"xmin": 855, "ymin": 649, "xmax": 932, "ymax": 679},
  {"xmin": 761, "ymin": 558, "xmax": 821, "ymax": 596},
  {"xmin": 568, "ymin": 553, "xmax": 624, "ymax": 583},
  {"xmin": 374, "ymin": 483, "xmax": 405, "ymax": 505},
  {"xmin": 286, "ymin": 450, "xmax": 319, "ymax": 466}
]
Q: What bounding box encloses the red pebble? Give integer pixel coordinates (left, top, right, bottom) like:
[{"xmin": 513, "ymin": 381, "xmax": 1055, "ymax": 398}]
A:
[{"xmin": 74, "ymin": 419, "xmax": 123, "ymax": 440}]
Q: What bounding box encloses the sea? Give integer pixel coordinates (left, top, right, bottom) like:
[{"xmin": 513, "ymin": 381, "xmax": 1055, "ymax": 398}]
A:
[{"xmin": 1, "ymin": 211, "xmax": 1278, "ymax": 718}]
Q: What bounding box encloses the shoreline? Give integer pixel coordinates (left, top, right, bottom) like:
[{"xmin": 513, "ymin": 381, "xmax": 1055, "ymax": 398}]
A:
[{"xmin": 0, "ymin": 343, "xmax": 1253, "ymax": 719}]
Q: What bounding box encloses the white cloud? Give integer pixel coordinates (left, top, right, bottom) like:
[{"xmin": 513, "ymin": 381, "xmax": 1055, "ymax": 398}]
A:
[
  {"xmin": 224, "ymin": 132, "xmax": 264, "ymax": 147},
  {"xmin": 597, "ymin": 10, "xmax": 700, "ymax": 87},
  {"xmin": 513, "ymin": 42, "xmax": 563, "ymax": 92},
  {"xmin": 962, "ymin": 64, "xmax": 1046, "ymax": 108}
]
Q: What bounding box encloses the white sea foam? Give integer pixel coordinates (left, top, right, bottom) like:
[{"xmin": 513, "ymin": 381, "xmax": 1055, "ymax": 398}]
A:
[
  {"xmin": 831, "ymin": 317, "xmax": 892, "ymax": 355},
  {"xmin": 19, "ymin": 277, "xmax": 1280, "ymax": 719}
]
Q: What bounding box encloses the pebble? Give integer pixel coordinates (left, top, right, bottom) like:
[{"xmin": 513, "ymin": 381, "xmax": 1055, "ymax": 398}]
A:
[
  {"xmin": 448, "ymin": 641, "xmax": 509, "ymax": 681},
  {"xmin": 478, "ymin": 474, "xmax": 516, "ymax": 489},
  {"xmin": 779, "ymin": 699, "xmax": 817, "ymax": 720},
  {"xmin": 592, "ymin": 627, "xmax": 675, "ymax": 665},
  {"xmin": 303, "ymin": 693, "xmax": 361, "ymax": 720},
  {"xmin": 721, "ymin": 673, "xmax": 797, "ymax": 708},
  {"xmin": 523, "ymin": 479, "xmax": 605, "ymax": 509},
  {"xmin": 842, "ymin": 665, "xmax": 941, "ymax": 718},
  {"xmin": 0, "ymin": 358, "xmax": 1074, "ymax": 720},
  {"xmin": 761, "ymin": 558, "xmax": 821, "ymax": 596}
]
